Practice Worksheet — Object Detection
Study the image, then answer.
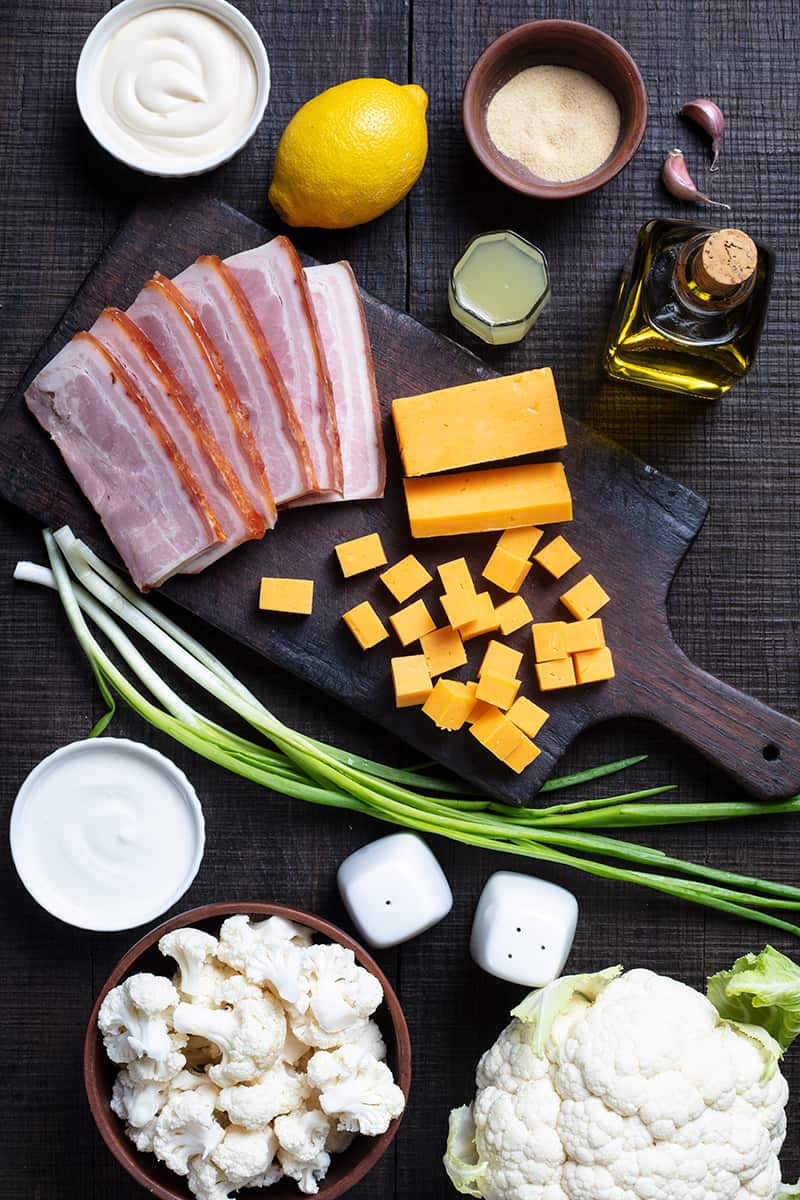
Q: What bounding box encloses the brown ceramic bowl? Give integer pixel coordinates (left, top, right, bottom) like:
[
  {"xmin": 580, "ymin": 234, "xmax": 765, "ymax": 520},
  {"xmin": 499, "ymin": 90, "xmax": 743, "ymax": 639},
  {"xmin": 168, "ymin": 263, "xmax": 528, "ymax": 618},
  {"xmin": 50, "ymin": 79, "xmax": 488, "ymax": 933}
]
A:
[
  {"xmin": 462, "ymin": 19, "xmax": 648, "ymax": 199},
  {"xmin": 84, "ymin": 902, "xmax": 412, "ymax": 1200}
]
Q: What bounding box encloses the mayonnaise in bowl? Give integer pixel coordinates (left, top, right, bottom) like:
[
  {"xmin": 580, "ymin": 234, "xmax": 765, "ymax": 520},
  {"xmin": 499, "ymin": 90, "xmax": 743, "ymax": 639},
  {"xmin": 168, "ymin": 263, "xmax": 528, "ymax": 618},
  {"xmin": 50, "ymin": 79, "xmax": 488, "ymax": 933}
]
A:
[{"xmin": 76, "ymin": 0, "xmax": 270, "ymax": 176}]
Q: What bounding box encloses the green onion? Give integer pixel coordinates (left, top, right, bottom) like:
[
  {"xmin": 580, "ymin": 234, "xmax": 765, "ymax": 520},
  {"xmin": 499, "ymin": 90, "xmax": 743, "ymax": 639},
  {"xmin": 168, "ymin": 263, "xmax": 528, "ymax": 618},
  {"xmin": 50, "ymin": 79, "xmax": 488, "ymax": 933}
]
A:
[{"xmin": 12, "ymin": 527, "xmax": 800, "ymax": 941}]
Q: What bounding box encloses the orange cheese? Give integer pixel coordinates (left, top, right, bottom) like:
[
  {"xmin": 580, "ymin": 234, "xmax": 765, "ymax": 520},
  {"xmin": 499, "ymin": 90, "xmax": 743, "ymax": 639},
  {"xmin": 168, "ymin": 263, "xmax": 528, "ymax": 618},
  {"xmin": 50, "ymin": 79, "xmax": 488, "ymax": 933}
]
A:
[
  {"xmin": 506, "ymin": 696, "xmax": 549, "ymax": 738},
  {"xmin": 404, "ymin": 462, "xmax": 573, "ymax": 539},
  {"xmin": 437, "ymin": 557, "xmax": 477, "ymax": 595},
  {"xmin": 475, "ymin": 671, "xmax": 521, "ymax": 710},
  {"xmin": 422, "ymin": 679, "xmax": 475, "ymax": 730},
  {"xmin": 391, "ymin": 655, "xmax": 433, "ymax": 707},
  {"xmin": 479, "ymin": 639, "xmax": 523, "ymax": 679},
  {"xmin": 573, "ymin": 646, "xmax": 615, "ymax": 684},
  {"xmin": 334, "ymin": 532, "xmax": 387, "ymax": 578},
  {"xmin": 258, "ymin": 577, "xmax": 314, "ymax": 615},
  {"xmin": 497, "ymin": 526, "xmax": 543, "ymax": 558},
  {"xmin": 536, "ymin": 657, "xmax": 577, "ymax": 691},
  {"xmin": 495, "ymin": 595, "xmax": 533, "ymax": 636},
  {"xmin": 464, "ymin": 681, "xmax": 495, "ymax": 724},
  {"xmin": 560, "ymin": 574, "xmax": 610, "ymax": 621},
  {"xmin": 380, "ymin": 554, "xmax": 433, "ymax": 603},
  {"xmin": 470, "ymin": 707, "xmax": 527, "ymax": 761},
  {"xmin": 482, "ymin": 545, "xmax": 532, "ymax": 593},
  {"xmin": 389, "ymin": 599, "xmax": 436, "ymax": 647},
  {"xmin": 342, "ymin": 601, "xmax": 389, "ymax": 650},
  {"xmin": 563, "ymin": 618, "xmax": 605, "ymax": 654},
  {"xmin": 421, "ymin": 625, "xmax": 467, "ymax": 676},
  {"xmin": 392, "ymin": 369, "xmax": 566, "ymax": 475},
  {"xmin": 460, "ymin": 592, "xmax": 500, "ymax": 642},
  {"xmin": 533, "ymin": 535, "xmax": 581, "ymax": 579},
  {"xmin": 440, "ymin": 589, "xmax": 479, "ymax": 630},
  {"xmin": 505, "ymin": 737, "xmax": 541, "ymax": 774},
  {"xmin": 532, "ymin": 621, "xmax": 568, "ymax": 662}
]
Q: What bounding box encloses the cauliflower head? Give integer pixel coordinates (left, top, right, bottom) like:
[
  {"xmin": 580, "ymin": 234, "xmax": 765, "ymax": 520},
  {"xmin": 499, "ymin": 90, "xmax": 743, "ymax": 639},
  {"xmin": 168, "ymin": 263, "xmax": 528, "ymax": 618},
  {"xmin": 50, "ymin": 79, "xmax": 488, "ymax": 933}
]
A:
[{"xmin": 445, "ymin": 956, "xmax": 798, "ymax": 1200}]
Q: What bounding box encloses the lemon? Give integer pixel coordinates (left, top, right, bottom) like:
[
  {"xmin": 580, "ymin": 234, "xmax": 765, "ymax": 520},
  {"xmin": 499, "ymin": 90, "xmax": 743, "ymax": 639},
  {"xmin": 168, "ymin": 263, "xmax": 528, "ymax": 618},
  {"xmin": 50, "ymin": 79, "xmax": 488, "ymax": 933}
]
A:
[{"xmin": 269, "ymin": 79, "xmax": 429, "ymax": 229}]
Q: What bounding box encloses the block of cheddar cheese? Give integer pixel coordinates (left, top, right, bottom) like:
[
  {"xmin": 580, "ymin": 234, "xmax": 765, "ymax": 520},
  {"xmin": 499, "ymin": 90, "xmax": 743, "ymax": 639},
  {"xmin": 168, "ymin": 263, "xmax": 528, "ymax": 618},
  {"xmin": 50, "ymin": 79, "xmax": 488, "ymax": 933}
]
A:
[
  {"xmin": 335, "ymin": 532, "xmax": 387, "ymax": 578},
  {"xmin": 259, "ymin": 577, "xmax": 314, "ymax": 615},
  {"xmin": 389, "ymin": 599, "xmax": 436, "ymax": 647},
  {"xmin": 391, "ymin": 655, "xmax": 433, "ymax": 707},
  {"xmin": 380, "ymin": 554, "xmax": 433, "ymax": 603},
  {"xmin": 404, "ymin": 462, "xmax": 572, "ymax": 539},
  {"xmin": 392, "ymin": 369, "xmax": 566, "ymax": 475},
  {"xmin": 342, "ymin": 601, "xmax": 389, "ymax": 650},
  {"xmin": 422, "ymin": 679, "xmax": 475, "ymax": 731}
]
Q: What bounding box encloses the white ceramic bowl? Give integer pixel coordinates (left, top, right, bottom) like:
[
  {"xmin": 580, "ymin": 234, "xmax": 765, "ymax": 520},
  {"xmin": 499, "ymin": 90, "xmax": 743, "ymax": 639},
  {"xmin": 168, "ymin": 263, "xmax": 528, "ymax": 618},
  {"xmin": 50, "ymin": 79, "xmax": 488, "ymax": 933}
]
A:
[
  {"xmin": 10, "ymin": 738, "xmax": 205, "ymax": 931},
  {"xmin": 75, "ymin": 0, "xmax": 271, "ymax": 177}
]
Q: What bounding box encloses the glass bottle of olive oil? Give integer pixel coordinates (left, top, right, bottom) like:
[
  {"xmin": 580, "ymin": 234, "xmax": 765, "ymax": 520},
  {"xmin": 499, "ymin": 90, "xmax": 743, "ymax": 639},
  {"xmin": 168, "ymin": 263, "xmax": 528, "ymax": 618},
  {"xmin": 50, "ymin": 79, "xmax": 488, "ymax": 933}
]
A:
[{"xmin": 603, "ymin": 220, "xmax": 772, "ymax": 399}]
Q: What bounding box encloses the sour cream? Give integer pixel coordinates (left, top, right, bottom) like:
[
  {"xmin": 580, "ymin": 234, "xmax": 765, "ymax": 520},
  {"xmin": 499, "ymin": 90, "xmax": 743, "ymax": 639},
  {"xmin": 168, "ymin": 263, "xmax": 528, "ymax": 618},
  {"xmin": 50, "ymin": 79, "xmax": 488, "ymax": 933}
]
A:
[
  {"xmin": 11, "ymin": 739, "xmax": 205, "ymax": 931},
  {"xmin": 78, "ymin": 3, "xmax": 268, "ymax": 175}
]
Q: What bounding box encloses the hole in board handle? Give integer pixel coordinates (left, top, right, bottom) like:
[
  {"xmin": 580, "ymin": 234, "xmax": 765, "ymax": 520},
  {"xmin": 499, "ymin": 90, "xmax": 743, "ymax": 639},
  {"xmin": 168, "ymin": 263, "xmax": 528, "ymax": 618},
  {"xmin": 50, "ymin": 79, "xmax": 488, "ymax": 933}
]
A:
[{"xmin": 762, "ymin": 743, "xmax": 780, "ymax": 762}]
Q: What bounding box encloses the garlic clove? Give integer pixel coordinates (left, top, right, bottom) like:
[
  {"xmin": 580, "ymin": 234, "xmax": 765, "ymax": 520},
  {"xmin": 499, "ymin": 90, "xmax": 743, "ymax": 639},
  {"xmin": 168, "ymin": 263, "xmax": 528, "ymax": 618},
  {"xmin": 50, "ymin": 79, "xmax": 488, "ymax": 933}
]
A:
[
  {"xmin": 661, "ymin": 149, "xmax": 731, "ymax": 210},
  {"xmin": 680, "ymin": 99, "xmax": 725, "ymax": 172}
]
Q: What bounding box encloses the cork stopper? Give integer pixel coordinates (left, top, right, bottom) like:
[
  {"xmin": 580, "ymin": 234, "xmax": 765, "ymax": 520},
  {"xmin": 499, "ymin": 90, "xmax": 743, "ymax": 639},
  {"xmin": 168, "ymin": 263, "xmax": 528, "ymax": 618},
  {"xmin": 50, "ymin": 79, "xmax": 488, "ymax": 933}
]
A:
[{"xmin": 693, "ymin": 229, "xmax": 758, "ymax": 297}]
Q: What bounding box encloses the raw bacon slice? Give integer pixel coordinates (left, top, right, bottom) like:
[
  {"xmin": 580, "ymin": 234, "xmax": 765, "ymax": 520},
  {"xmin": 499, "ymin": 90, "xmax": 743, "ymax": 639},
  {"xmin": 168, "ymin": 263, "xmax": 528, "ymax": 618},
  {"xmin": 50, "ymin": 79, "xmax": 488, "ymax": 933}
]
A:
[
  {"xmin": 303, "ymin": 262, "xmax": 385, "ymax": 502},
  {"xmin": 225, "ymin": 238, "xmax": 343, "ymax": 495},
  {"xmin": 24, "ymin": 332, "xmax": 222, "ymax": 590},
  {"xmin": 128, "ymin": 273, "xmax": 277, "ymax": 529},
  {"xmin": 92, "ymin": 308, "xmax": 266, "ymax": 572},
  {"xmin": 172, "ymin": 256, "xmax": 316, "ymax": 505}
]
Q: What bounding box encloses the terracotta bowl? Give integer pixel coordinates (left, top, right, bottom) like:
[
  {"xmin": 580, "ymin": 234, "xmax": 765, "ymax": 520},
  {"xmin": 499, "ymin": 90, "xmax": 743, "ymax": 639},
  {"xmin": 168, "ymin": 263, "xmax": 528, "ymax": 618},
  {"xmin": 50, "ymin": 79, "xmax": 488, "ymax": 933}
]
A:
[
  {"xmin": 84, "ymin": 902, "xmax": 412, "ymax": 1200},
  {"xmin": 462, "ymin": 19, "xmax": 648, "ymax": 200}
]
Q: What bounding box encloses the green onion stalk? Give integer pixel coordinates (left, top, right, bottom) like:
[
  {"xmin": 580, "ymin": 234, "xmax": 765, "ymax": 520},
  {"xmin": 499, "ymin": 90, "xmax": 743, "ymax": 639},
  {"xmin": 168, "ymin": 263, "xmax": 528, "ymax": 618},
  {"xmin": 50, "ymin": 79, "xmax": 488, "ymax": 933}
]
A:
[{"xmin": 12, "ymin": 527, "xmax": 800, "ymax": 940}]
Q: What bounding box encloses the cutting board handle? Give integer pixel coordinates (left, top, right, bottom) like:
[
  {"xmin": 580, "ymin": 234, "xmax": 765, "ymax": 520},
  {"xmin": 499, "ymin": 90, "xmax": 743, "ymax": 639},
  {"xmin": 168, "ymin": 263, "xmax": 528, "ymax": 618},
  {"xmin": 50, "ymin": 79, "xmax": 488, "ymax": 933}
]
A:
[{"xmin": 643, "ymin": 645, "xmax": 800, "ymax": 801}]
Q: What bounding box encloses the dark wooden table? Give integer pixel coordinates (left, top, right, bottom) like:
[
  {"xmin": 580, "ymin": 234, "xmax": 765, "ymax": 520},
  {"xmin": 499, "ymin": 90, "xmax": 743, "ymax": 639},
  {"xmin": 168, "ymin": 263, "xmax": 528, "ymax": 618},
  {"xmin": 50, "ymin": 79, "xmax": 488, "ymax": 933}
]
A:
[{"xmin": 2, "ymin": 1, "xmax": 799, "ymax": 1195}]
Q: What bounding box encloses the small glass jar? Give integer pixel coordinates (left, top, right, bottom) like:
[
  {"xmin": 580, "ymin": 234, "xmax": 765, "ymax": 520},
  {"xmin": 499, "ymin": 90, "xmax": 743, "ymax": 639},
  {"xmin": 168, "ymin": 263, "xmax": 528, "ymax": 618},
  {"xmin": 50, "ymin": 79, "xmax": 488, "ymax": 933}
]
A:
[{"xmin": 448, "ymin": 230, "xmax": 550, "ymax": 345}]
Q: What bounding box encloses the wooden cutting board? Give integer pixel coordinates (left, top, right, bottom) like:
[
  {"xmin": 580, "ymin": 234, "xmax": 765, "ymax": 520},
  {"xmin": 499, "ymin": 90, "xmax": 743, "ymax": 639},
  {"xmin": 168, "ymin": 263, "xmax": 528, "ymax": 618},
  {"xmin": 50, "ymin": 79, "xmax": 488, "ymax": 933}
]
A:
[{"xmin": 3, "ymin": 193, "xmax": 800, "ymax": 805}]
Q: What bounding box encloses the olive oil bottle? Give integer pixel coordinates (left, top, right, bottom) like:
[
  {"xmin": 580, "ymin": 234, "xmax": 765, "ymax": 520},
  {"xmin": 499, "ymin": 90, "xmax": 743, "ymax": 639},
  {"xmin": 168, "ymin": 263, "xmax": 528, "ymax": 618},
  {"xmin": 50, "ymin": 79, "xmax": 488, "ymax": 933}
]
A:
[{"xmin": 603, "ymin": 220, "xmax": 772, "ymax": 399}]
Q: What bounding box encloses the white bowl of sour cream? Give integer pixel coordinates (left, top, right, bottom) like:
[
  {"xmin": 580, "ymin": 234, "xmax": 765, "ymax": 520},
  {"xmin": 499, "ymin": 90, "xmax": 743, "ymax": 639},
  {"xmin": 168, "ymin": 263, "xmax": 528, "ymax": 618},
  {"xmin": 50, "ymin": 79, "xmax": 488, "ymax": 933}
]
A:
[
  {"xmin": 10, "ymin": 738, "xmax": 205, "ymax": 931},
  {"xmin": 76, "ymin": 0, "xmax": 270, "ymax": 176}
]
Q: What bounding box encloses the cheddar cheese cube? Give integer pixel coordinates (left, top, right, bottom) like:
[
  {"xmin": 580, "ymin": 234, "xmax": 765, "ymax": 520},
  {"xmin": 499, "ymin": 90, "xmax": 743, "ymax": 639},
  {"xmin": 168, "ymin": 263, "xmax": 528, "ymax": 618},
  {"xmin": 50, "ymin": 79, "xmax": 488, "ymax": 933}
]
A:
[
  {"xmin": 470, "ymin": 708, "xmax": 526, "ymax": 761},
  {"xmin": 464, "ymin": 681, "xmax": 495, "ymax": 724},
  {"xmin": 482, "ymin": 546, "xmax": 532, "ymax": 593},
  {"xmin": 391, "ymin": 655, "xmax": 433, "ymax": 708},
  {"xmin": 334, "ymin": 532, "xmax": 387, "ymax": 578},
  {"xmin": 422, "ymin": 679, "xmax": 475, "ymax": 731},
  {"xmin": 506, "ymin": 696, "xmax": 549, "ymax": 738},
  {"xmin": 404, "ymin": 462, "xmax": 573, "ymax": 539},
  {"xmin": 560, "ymin": 575, "xmax": 610, "ymax": 620},
  {"xmin": 441, "ymin": 589, "xmax": 479, "ymax": 630},
  {"xmin": 497, "ymin": 526, "xmax": 543, "ymax": 558},
  {"xmin": 380, "ymin": 554, "xmax": 433, "ymax": 603},
  {"xmin": 536, "ymin": 657, "xmax": 577, "ymax": 691},
  {"xmin": 532, "ymin": 621, "xmax": 568, "ymax": 662},
  {"xmin": 563, "ymin": 618, "xmax": 605, "ymax": 654},
  {"xmin": 475, "ymin": 671, "xmax": 521, "ymax": 710},
  {"xmin": 505, "ymin": 736, "xmax": 541, "ymax": 774},
  {"xmin": 479, "ymin": 639, "xmax": 523, "ymax": 680},
  {"xmin": 389, "ymin": 599, "xmax": 436, "ymax": 647},
  {"xmin": 342, "ymin": 601, "xmax": 389, "ymax": 650},
  {"xmin": 534, "ymin": 535, "xmax": 581, "ymax": 579},
  {"xmin": 495, "ymin": 595, "xmax": 534, "ymax": 636},
  {"xmin": 259, "ymin": 577, "xmax": 314, "ymax": 615},
  {"xmin": 392, "ymin": 368, "xmax": 566, "ymax": 476},
  {"xmin": 460, "ymin": 592, "xmax": 500, "ymax": 642},
  {"xmin": 573, "ymin": 646, "xmax": 615, "ymax": 684},
  {"xmin": 437, "ymin": 557, "xmax": 477, "ymax": 595},
  {"xmin": 421, "ymin": 625, "xmax": 467, "ymax": 676}
]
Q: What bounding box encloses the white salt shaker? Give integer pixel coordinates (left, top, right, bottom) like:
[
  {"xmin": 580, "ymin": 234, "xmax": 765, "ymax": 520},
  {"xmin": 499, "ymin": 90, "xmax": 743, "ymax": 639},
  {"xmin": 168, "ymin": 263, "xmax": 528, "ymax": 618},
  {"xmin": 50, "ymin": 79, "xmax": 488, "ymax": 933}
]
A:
[
  {"xmin": 337, "ymin": 833, "xmax": 453, "ymax": 949},
  {"xmin": 470, "ymin": 871, "xmax": 578, "ymax": 986}
]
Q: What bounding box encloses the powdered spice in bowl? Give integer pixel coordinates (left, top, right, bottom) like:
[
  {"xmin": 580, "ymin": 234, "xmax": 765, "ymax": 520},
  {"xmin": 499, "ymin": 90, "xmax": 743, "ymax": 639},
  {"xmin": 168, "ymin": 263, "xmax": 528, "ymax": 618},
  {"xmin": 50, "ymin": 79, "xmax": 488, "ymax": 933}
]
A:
[{"xmin": 463, "ymin": 20, "xmax": 648, "ymax": 201}]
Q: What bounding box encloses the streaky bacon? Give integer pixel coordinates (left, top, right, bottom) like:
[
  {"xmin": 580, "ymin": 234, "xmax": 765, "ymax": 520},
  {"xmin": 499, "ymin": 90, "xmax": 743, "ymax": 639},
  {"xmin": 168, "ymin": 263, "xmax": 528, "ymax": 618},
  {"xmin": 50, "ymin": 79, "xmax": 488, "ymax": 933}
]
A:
[
  {"xmin": 172, "ymin": 256, "xmax": 316, "ymax": 505},
  {"xmin": 24, "ymin": 332, "xmax": 222, "ymax": 590},
  {"xmin": 224, "ymin": 238, "xmax": 343, "ymax": 496},
  {"xmin": 128, "ymin": 273, "xmax": 277, "ymax": 529},
  {"xmin": 302, "ymin": 261, "xmax": 385, "ymax": 503}
]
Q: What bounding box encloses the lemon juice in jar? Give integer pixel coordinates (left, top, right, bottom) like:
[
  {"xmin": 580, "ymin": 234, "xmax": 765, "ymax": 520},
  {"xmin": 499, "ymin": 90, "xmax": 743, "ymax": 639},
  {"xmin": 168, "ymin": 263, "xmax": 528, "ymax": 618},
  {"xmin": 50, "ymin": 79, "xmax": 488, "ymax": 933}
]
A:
[{"xmin": 449, "ymin": 231, "xmax": 550, "ymax": 345}]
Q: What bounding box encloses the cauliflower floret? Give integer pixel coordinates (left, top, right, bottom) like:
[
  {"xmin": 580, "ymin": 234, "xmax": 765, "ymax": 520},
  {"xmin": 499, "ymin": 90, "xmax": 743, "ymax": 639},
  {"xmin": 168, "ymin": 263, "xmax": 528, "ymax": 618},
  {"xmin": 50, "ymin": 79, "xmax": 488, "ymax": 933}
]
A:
[
  {"xmin": 187, "ymin": 1158, "xmax": 235, "ymax": 1200},
  {"xmin": 127, "ymin": 1116, "xmax": 159, "ymax": 1154},
  {"xmin": 288, "ymin": 944, "xmax": 383, "ymax": 1048},
  {"xmin": 278, "ymin": 1146, "xmax": 331, "ymax": 1195},
  {"xmin": 152, "ymin": 1090, "xmax": 224, "ymax": 1177},
  {"xmin": 173, "ymin": 975, "xmax": 286, "ymax": 1087},
  {"xmin": 159, "ymin": 928, "xmax": 232, "ymax": 1003},
  {"xmin": 125, "ymin": 1050, "xmax": 187, "ymax": 1083},
  {"xmin": 211, "ymin": 1125, "xmax": 278, "ymax": 1188},
  {"xmin": 274, "ymin": 1105, "xmax": 332, "ymax": 1162},
  {"xmin": 217, "ymin": 914, "xmax": 313, "ymax": 1007},
  {"xmin": 306, "ymin": 1042, "xmax": 405, "ymax": 1136},
  {"xmin": 111, "ymin": 1066, "xmax": 173, "ymax": 1129},
  {"xmin": 282, "ymin": 1028, "xmax": 312, "ymax": 1067},
  {"xmin": 98, "ymin": 973, "xmax": 183, "ymax": 1065},
  {"xmin": 218, "ymin": 1059, "xmax": 311, "ymax": 1129}
]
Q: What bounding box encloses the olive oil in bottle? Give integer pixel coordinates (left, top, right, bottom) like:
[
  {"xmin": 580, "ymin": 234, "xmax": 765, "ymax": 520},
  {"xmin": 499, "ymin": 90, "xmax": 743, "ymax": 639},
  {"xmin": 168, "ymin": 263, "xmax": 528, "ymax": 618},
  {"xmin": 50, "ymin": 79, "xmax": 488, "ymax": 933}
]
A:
[{"xmin": 603, "ymin": 220, "xmax": 773, "ymax": 400}]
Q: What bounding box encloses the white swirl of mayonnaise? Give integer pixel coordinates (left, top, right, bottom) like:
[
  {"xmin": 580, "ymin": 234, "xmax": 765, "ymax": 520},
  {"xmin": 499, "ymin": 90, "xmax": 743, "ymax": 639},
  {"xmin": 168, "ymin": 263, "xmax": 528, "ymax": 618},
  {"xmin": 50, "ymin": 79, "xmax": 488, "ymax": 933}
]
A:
[{"xmin": 88, "ymin": 7, "xmax": 258, "ymax": 171}]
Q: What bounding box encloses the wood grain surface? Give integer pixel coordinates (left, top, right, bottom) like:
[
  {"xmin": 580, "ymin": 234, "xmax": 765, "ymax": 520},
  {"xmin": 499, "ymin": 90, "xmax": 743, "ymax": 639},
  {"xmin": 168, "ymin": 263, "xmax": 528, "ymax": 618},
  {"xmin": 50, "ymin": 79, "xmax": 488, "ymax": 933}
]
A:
[{"xmin": 1, "ymin": 0, "xmax": 799, "ymax": 1196}]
